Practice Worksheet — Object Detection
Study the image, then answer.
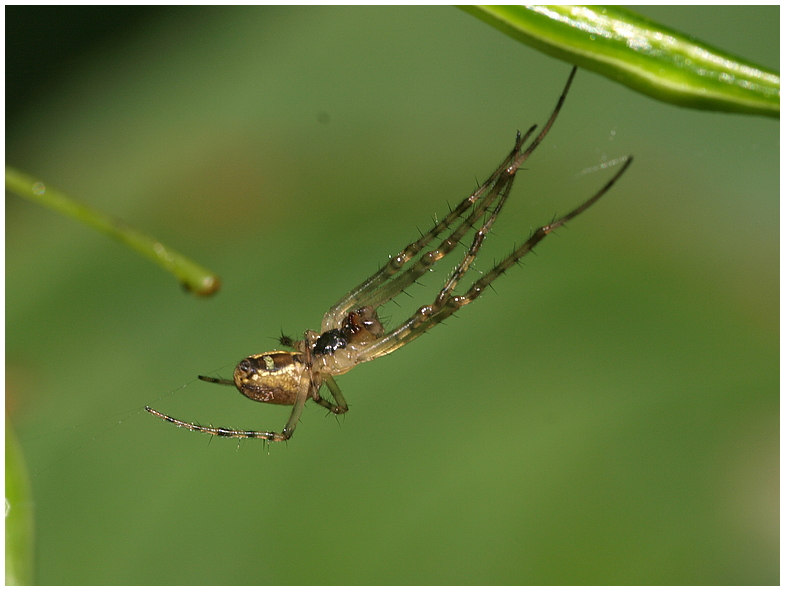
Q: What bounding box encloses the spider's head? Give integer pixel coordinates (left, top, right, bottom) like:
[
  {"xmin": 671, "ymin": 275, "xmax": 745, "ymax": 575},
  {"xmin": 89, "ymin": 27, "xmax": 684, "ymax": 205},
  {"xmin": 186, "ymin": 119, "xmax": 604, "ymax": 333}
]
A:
[{"xmin": 341, "ymin": 306, "xmax": 384, "ymax": 345}]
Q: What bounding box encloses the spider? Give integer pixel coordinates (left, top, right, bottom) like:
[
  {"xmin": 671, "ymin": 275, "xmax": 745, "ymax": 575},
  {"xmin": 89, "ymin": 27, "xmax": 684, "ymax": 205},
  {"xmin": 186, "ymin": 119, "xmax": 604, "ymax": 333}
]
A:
[{"xmin": 146, "ymin": 66, "xmax": 632, "ymax": 442}]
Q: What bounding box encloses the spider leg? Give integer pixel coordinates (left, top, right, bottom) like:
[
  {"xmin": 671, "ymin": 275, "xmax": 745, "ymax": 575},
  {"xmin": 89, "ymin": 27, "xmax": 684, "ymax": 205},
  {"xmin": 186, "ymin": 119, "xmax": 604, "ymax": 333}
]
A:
[
  {"xmin": 321, "ymin": 126, "xmax": 534, "ymax": 332},
  {"xmin": 346, "ymin": 142, "xmax": 522, "ymax": 312},
  {"xmin": 197, "ymin": 375, "xmax": 234, "ymax": 387},
  {"xmin": 145, "ymin": 405, "xmax": 288, "ymax": 441},
  {"xmin": 506, "ymin": 66, "xmax": 577, "ymax": 175},
  {"xmin": 277, "ymin": 373, "xmax": 313, "ymax": 439},
  {"xmin": 356, "ymin": 154, "xmax": 632, "ymax": 362},
  {"xmin": 463, "ymin": 156, "xmax": 633, "ymax": 303},
  {"xmin": 432, "ymin": 157, "xmax": 516, "ymax": 308},
  {"xmin": 321, "ymin": 66, "xmax": 579, "ymax": 335},
  {"xmin": 311, "ymin": 375, "xmax": 349, "ymax": 414},
  {"xmin": 354, "ymin": 166, "xmax": 515, "ymax": 362},
  {"xmin": 145, "ymin": 364, "xmax": 315, "ymax": 441}
]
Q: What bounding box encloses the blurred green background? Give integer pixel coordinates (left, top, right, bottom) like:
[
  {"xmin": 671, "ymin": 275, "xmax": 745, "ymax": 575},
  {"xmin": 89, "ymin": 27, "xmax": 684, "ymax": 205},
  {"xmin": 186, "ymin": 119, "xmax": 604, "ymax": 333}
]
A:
[{"xmin": 6, "ymin": 6, "xmax": 778, "ymax": 585}]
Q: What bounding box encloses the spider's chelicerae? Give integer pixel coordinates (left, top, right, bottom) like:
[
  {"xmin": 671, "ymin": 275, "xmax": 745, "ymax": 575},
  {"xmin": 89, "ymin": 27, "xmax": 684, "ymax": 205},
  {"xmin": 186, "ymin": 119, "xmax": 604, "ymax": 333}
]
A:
[{"xmin": 146, "ymin": 66, "xmax": 632, "ymax": 442}]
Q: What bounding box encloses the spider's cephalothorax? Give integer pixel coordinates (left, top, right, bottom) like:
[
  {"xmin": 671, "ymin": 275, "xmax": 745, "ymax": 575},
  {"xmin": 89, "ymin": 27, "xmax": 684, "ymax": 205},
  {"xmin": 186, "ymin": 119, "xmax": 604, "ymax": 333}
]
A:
[{"xmin": 146, "ymin": 66, "xmax": 633, "ymax": 442}]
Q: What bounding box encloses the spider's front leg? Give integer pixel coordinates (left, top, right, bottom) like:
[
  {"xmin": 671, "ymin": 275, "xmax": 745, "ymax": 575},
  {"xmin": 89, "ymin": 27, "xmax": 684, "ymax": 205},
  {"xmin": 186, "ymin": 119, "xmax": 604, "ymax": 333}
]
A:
[
  {"xmin": 319, "ymin": 125, "xmax": 537, "ymax": 333},
  {"xmin": 358, "ymin": 154, "xmax": 633, "ymax": 362},
  {"xmin": 320, "ymin": 67, "xmax": 581, "ymax": 334},
  {"xmin": 146, "ymin": 351, "xmax": 316, "ymax": 441}
]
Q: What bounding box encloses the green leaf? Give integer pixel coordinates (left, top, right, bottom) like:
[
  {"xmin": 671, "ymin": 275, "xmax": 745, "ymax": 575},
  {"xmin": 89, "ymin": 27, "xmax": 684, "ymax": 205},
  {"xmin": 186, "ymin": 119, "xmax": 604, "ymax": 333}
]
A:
[
  {"xmin": 6, "ymin": 166, "xmax": 221, "ymax": 296},
  {"xmin": 461, "ymin": 5, "xmax": 779, "ymax": 118}
]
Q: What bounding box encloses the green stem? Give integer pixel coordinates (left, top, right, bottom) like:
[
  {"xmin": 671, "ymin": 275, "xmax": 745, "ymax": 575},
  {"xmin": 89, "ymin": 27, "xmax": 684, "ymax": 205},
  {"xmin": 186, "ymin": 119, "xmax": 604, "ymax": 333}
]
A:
[
  {"xmin": 6, "ymin": 166, "xmax": 221, "ymax": 296},
  {"xmin": 462, "ymin": 5, "xmax": 779, "ymax": 118},
  {"xmin": 5, "ymin": 422, "xmax": 34, "ymax": 586}
]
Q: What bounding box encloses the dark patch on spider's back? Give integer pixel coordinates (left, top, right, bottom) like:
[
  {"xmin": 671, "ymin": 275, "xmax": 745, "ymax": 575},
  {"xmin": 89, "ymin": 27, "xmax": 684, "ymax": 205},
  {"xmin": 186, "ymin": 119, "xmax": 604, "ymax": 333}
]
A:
[{"xmin": 313, "ymin": 329, "xmax": 348, "ymax": 356}]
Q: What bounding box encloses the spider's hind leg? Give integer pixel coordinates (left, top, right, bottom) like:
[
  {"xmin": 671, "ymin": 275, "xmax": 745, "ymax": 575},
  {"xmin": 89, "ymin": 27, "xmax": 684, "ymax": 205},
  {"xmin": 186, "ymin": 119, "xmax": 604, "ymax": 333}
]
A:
[{"xmin": 145, "ymin": 406, "xmax": 292, "ymax": 441}]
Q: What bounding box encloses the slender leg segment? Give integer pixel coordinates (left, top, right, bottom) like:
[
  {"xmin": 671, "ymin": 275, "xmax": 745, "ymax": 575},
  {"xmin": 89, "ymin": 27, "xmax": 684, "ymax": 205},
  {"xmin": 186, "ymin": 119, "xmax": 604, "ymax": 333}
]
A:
[
  {"xmin": 310, "ymin": 375, "xmax": 349, "ymax": 414},
  {"xmin": 322, "ymin": 67, "xmax": 579, "ymax": 333},
  {"xmin": 321, "ymin": 126, "xmax": 535, "ymax": 332},
  {"xmin": 357, "ymin": 154, "xmax": 633, "ymax": 362},
  {"xmin": 197, "ymin": 375, "xmax": 234, "ymax": 387},
  {"xmin": 144, "ymin": 406, "xmax": 290, "ymax": 441}
]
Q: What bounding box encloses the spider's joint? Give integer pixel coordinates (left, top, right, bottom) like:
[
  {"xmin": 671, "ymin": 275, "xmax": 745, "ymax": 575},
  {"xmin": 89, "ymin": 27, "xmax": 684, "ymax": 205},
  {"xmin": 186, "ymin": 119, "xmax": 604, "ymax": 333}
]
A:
[{"xmin": 417, "ymin": 305, "xmax": 433, "ymax": 318}]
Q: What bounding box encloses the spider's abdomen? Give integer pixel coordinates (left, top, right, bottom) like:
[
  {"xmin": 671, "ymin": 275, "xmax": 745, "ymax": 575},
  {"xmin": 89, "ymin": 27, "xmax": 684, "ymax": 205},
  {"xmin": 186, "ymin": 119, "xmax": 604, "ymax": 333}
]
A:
[{"xmin": 234, "ymin": 351, "xmax": 308, "ymax": 405}]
